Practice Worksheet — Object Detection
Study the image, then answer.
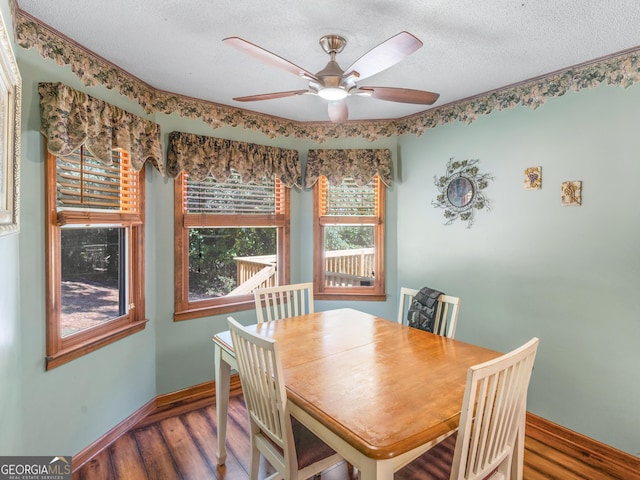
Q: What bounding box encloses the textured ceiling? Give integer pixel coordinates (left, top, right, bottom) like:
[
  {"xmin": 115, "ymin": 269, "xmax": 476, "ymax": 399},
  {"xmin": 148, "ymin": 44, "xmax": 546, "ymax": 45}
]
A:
[{"xmin": 15, "ymin": 0, "xmax": 640, "ymax": 123}]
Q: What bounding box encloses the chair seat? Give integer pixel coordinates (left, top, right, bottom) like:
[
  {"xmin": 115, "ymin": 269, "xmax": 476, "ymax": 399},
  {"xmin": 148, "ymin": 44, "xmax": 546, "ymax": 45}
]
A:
[
  {"xmin": 393, "ymin": 432, "xmax": 501, "ymax": 480},
  {"xmin": 395, "ymin": 434, "xmax": 456, "ymax": 479},
  {"xmin": 292, "ymin": 416, "xmax": 337, "ymax": 470},
  {"xmin": 394, "ymin": 434, "xmax": 502, "ymax": 480},
  {"xmin": 262, "ymin": 416, "xmax": 337, "ymax": 471}
]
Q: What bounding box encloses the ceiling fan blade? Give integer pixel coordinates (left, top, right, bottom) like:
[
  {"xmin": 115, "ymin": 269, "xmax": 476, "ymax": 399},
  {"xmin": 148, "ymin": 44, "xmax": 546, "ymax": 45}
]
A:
[
  {"xmin": 327, "ymin": 100, "xmax": 348, "ymax": 123},
  {"xmin": 233, "ymin": 90, "xmax": 309, "ymax": 102},
  {"xmin": 358, "ymin": 86, "xmax": 440, "ymax": 105},
  {"xmin": 344, "ymin": 31, "xmax": 423, "ymax": 82},
  {"xmin": 223, "ymin": 36, "xmax": 318, "ymax": 81}
]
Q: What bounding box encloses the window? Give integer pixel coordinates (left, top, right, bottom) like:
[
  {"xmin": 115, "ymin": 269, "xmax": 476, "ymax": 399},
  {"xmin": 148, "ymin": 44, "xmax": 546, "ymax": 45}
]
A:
[
  {"xmin": 45, "ymin": 145, "xmax": 146, "ymax": 370},
  {"xmin": 313, "ymin": 175, "xmax": 385, "ymax": 300},
  {"xmin": 174, "ymin": 171, "xmax": 290, "ymax": 320}
]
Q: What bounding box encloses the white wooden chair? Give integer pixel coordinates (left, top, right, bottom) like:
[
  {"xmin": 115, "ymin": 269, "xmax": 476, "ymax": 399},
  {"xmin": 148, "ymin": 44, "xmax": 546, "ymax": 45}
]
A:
[
  {"xmin": 395, "ymin": 337, "xmax": 539, "ymax": 480},
  {"xmin": 254, "ymin": 282, "xmax": 314, "ymax": 323},
  {"xmin": 397, "ymin": 287, "xmax": 461, "ymax": 338},
  {"xmin": 227, "ymin": 316, "xmax": 343, "ymax": 480}
]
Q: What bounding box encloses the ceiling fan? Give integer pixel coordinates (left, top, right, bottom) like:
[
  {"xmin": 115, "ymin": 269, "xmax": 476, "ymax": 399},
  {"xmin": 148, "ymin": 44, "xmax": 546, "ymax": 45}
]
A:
[{"xmin": 223, "ymin": 31, "xmax": 440, "ymax": 123}]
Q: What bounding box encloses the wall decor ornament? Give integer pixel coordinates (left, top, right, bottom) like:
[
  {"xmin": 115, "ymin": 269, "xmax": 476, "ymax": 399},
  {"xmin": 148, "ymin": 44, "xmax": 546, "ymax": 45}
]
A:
[
  {"xmin": 561, "ymin": 181, "xmax": 582, "ymax": 206},
  {"xmin": 432, "ymin": 158, "xmax": 493, "ymax": 228},
  {"xmin": 524, "ymin": 166, "xmax": 542, "ymax": 190}
]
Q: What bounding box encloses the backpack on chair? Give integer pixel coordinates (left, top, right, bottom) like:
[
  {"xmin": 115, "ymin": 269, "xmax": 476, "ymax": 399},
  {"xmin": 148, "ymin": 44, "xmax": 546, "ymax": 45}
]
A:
[{"xmin": 407, "ymin": 287, "xmax": 443, "ymax": 333}]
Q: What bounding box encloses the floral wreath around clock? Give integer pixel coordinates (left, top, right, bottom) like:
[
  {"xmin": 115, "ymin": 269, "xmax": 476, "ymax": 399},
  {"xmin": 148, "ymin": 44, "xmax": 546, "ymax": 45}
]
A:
[{"xmin": 432, "ymin": 158, "xmax": 493, "ymax": 228}]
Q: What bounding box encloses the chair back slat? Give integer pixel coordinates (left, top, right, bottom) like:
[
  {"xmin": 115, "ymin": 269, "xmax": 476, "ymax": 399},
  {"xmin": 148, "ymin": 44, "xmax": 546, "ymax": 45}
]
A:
[
  {"xmin": 255, "ymin": 282, "xmax": 314, "ymax": 323},
  {"xmin": 451, "ymin": 337, "xmax": 539, "ymax": 480},
  {"xmin": 227, "ymin": 317, "xmax": 288, "ymax": 449},
  {"xmin": 227, "ymin": 315, "xmax": 342, "ymax": 478},
  {"xmin": 397, "ymin": 287, "xmax": 461, "ymax": 339}
]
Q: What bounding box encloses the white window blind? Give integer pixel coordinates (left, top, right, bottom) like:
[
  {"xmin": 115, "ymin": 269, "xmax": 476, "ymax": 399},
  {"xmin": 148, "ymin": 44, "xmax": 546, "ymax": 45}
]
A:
[
  {"xmin": 321, "ymin": 176, "xmax": 378, "ymax": 216},
  {"xmin": 184, "ymin": 171, "xmax": 284, "ymax": 214}
]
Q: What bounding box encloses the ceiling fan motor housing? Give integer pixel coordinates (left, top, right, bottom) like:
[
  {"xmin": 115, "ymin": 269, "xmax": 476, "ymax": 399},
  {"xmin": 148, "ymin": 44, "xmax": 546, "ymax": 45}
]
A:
[
  {"xmin": 316, "ymin": 35, "xmax": 355, "ymax": 93},
  {"xmin": 319, "ymin": 35, "xmax": 346, "ymax": 54}
]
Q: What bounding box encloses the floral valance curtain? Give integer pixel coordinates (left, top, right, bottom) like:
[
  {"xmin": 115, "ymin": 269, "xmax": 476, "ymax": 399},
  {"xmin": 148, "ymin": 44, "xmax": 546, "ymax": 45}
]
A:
[
  {"xmin": 39, "ymin": 82, "xmax": 164, "ymax": 174},
  {"xmin": 304, "ymin": 149, "xmax": 392, "ymax": 188},
  {"xmin": 166, "ymin": 131, "xmax": 301, "ymax": 188}
]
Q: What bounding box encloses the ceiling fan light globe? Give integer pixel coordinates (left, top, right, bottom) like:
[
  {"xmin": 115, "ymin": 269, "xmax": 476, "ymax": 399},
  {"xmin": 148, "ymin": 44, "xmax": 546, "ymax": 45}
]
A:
[{"xmin": 318, "ymin": 87, "xmax": 348, "ymax": 101}]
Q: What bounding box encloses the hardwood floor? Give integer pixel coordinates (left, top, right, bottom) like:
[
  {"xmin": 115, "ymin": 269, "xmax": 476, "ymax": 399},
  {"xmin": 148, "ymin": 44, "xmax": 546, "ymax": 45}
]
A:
[{"xmin": 74, "ymin": 392, "xmax": 639, "ymax": 480}]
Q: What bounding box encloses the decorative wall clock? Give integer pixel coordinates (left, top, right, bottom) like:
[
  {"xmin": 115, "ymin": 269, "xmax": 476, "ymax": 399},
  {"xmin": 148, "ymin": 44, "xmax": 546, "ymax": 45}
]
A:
[{"xmin": 432, "ymin": 158, "xmax": 493, "ymax": 228}]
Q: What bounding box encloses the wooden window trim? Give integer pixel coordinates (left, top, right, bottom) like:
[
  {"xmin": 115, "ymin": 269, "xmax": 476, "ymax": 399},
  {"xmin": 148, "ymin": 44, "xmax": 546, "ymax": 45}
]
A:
[
  {"xmin": 173, "ymin": 173, "xmax": 291, "ymax": 321},
  {"xmin": 45, "ymin": 148, "xmax": 147, "ymax": 370},
  {"xmin": 313, "ymin": 176, "xmax": 386, "ymax": 301}
]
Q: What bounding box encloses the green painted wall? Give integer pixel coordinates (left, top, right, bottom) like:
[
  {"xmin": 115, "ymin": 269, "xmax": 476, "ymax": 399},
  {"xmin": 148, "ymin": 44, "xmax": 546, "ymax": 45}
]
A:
[{"xmin": 397, "ymin": 84, "xmax": 640, "ymax": 456}]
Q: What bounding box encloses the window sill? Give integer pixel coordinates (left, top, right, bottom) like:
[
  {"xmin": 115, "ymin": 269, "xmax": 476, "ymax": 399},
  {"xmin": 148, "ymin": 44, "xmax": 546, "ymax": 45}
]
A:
[
  {"xmin": 46, "ymin": 319, "xmax": 148, "ymax": 371},
  {"xmin": 314, "ymin": 292, "xmax": 387, "ymax": 302}
]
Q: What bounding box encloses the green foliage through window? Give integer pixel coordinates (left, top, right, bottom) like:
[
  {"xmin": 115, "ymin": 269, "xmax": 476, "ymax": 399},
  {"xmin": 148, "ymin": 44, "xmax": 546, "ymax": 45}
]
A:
[{"xmin": 188, "ymin": 227, "xmax": 277, "ymax": 299}]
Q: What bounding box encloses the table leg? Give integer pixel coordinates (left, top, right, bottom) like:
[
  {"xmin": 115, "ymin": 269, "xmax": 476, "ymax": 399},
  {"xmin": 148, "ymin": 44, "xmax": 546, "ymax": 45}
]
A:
[
  {"xmin": 214, "ymin": 343, "xmax": 231, "ymax": 465},
  {"xmin": 357, "ymin": 458, "xmax": 395, "ymax": 480}
]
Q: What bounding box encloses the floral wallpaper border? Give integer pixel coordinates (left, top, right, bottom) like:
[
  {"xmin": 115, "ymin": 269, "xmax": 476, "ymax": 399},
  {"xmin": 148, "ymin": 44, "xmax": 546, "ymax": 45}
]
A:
[{"xmin": 13, "ymin": 6, "xmax": 640, "ymax": 143}]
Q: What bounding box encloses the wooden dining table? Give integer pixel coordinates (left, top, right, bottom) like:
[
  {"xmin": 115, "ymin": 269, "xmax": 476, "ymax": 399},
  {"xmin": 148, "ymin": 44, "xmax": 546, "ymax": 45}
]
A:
[{"xmin": 212, "ymin": 308, "xmax": 502, "ymax": 479}]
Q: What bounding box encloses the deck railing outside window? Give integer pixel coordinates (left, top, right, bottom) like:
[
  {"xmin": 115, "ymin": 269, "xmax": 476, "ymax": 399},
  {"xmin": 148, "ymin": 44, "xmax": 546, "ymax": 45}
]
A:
[{"xmin": 233, "ymin": 248, "xmax": 375, "ymax": 292}]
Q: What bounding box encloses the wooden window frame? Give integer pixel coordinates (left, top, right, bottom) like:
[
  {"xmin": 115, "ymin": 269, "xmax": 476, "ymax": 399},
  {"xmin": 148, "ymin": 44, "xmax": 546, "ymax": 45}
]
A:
[
  {"xmin": 174, "ymin": 172, "xmax": 290, "ymax": 321},
  {"xmin": 45, "ymin": 146, "xmax": 147, "ymax": 370},
  {"xmin": 313, "ymin": 175, "xmax": 386, "ymax": 301}
]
